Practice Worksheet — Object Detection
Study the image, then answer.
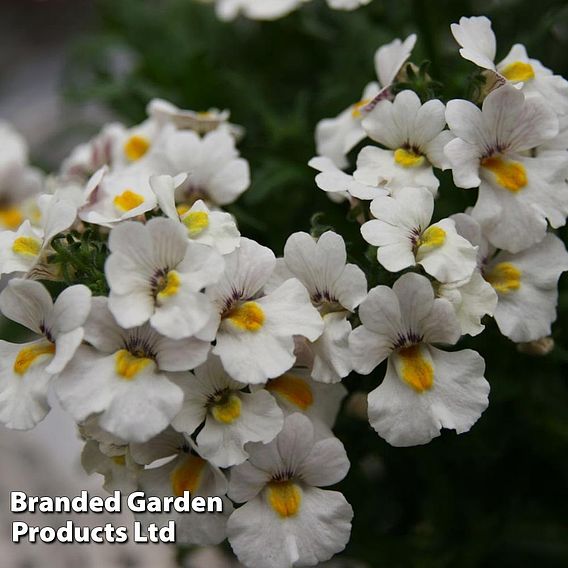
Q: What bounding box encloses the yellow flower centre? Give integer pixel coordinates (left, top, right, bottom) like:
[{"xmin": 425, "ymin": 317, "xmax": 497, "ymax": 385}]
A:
[
  {"xmin": 481, "ymin": 156, "xmax": 527, "ymax": 192},
  {"xmin": 210, "ymin": 392, "xmax": 242, "ymax": 424},
  {"xmin": 266, "ymin": 480, "xmax": 302, "ymax": 518},
  {"xmin": 123, "ymin": 134, "xmax": 150, "ymax": 162},
  {"xmin": 394, "ymin": 148, "xmax": 425, "ymax": 168},
  {"xmin": 13, "ymin": 342, "xmax": 55, "ymax": 375},
  {"xmin": 266, "ymin": 374, "xmax": 314, "ymax": 411},
  {"xmin": 113, "ymin": 189, "xmax": 145, "ymax": 212},
  {"xmin": 418, "ymin": 225, "xmax": 446, "ymax": 250},
  {"xmin": 225, "ymin": 301, "xmax": 265, "ymax": 332},
  {"xmin": 485, "ymin": 262, "xmax": 522, "ymax": 294},
  {"xmin": 351, "ymin": 98, "xmax": 371, "ymax": 119},
  {"xmin": 112, "ymin": 455, "xmax": 126, "ymax": 466},
  {"xmin": 114, "ymin": 349, "xmax": 153, "ymax": 380},
  {"xmin": 156, "ymin": 270, "xmax": 181, "ymax": 300},
  {"xmin": 170, "ymin": 455, "xmax": 206, "ymax": 497},
  {"xmin": 12, "ymin": 235, "xmax": 42, "ymax": 257},
  {"xmin": 0, "ymin": 207, "xmax": 24, "ymax": 230},
  {"xmin": 500, "ymin": 61, "xmax": 535, "ymax": 82},
  {"xmin": 176, "ymin": 203, "xmax": 191, "ymax": 216},
  {"xmin": 394, "ymin": 344, "xmax": 434, "ymax": 393},
  {"xmin": 183, "ymin": 211, "xmax": 209, "ymax": 237}
]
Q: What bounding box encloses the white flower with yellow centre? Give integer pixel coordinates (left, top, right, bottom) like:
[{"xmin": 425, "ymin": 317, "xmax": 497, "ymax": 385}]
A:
[
  {"xmin": 133, "ymin": 430, "xmax": 232, "ymax": 546},
  {"xmin": 152, "ymin": 127, "xmax": 250, "ymax": 207},
  {"xmin": 451, "ymin": 16, "xmax": 568, "ymax": 115},
  {"xmin": 0, "ymin": 279, "xmax": 91, "ymax": 430},
  {"xmin": 483, "ymin": 232, "xmax": 568, "ymax": 343},
  {"xmin": 268, "ymin": 231, "xmax": 367, "ymax": 383},
  {"xmin": 171, "ymin": 354, "xmax": 284, "ymax": 468},
  {"xmin": 207, "ymin": 238, "xmax": 324, "ymax": 384},
  {"xmin": 349, "ymin": 273, "xmax": 489, "ymax": 446},
  {"xmin": 78, "ymin": 164, "xmax": 158, "ymax": 226},
  {"xmin": 55, "ymin": 297, "xmax": 210, "ymax": 443},
  {"xmin": 309, "ymin": 156, "xmax": 389, "ymax": 202},
  {"xmin": 263, "ymin": 367, "xmax": 347, "ymax": 439},
  {"xmin": 0, "ymin": 121, "xmax": 42, "ymax": 231},
  {"xmin": 151, "ymin": 174, "xmax": 240, "ymax": 255},
  {"xmin": 315, "ymin": 35, "xmax": 417, "ymax": 168},
  {"xmin": 445, "ymin": 84, "xmax": 567, "ymax": 253},
  {"xmin": 227, "ymin": 413, "xmax": 353, "ymax": 568},
  {"xmin": 0, "ymin": 194, "xmax": 77, "ymax": 277},
  {"xmin": 361, "ymin": 187, "xmax": 478, "ymax": 283},
  {"xmin": 354, "ymin": 90, "xmax": 453, "ymax": 195},
  {"xmin": 147, "ymin": 98, "xmax": 243, "ymax": 139},
  {"xmin": 105, "ymin": 217, "xmax": 224, "ymax": 340}
]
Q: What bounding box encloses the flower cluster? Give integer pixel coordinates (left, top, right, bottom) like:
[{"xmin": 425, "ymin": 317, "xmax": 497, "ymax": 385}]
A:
[{"xmin": 0, "ymin": 13, "xmax": 567, "ymax": 568}]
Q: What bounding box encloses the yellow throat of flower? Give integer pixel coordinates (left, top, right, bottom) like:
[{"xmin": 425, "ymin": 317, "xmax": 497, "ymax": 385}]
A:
[
  {"xmin": 500, "ymin": 61, "xmax": 535, "ymax": 82},
  {"xmin": 394, "ymin": 344, "xmax": 434, "ymax": 393},
  {"xmin": 224, "ymin": 301, "xmax": 265, "ymax": 332},
  {"xmin": 485, "ymin": 262, "xmax": 522, "ymax": 294},
  {"xmin": 394, "ymin": 148, "xmax": 425, "ymax": 168},
  {"xmin": 170, "ymin": 454, "xmax": 206, "ymax": 498},
  {"xmin": 266, "ymin": 480, "xmax": 302, "ymax": 518},
  {"xmin": 481, "ymin": 156, "xmax": 527, "ymax": 193}
]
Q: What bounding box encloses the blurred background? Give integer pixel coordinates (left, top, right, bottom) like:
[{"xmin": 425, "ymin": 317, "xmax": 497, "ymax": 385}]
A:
[{"xmin": 1, "ymin": 0, "xmax": 568, "ymax": 566}]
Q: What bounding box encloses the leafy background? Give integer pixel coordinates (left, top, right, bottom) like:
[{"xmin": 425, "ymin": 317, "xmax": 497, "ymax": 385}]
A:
[{"xmin": 6, "ymin": 0, "xmax": 568, "ymax": 565}]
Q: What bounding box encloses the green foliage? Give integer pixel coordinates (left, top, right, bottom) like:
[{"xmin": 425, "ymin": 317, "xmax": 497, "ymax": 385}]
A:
[{"xmin": 53, "ymin": 0, "xmax": 568, "ymax": 565}]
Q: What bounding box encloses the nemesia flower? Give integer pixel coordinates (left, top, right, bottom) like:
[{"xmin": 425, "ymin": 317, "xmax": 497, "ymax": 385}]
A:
[
  {"xmin": 355, "ymin": 90, "xmax": 452, "ymax": 195},
  {"xmin": 132, "ymin": 429, "xmax": 233, "ymax": 545},
  {"xmin": 0, "ymin": 194, "xmax": 77, "ymax": 277},
  {"xmin": 151, "ymin": 127, "xmax": 250, "ymax": 207},
  {"xmin": 147, "ymin": 98, "xmax": 243, "ymax": 139},
  {"xmin": 0, "ymin": 121, "xmax": 42, "ymax": 230},
  {"xmin": 269, "ymin": 230, "xmax": 367, "ymax": 382},
  {"xmin": 208, "ymin": 238, "xmax": 324, "ymax": 384},
  {"xmin": 483, "ymin": 232, "xmax": 568, "ymax": 343},
  {"xmin": 227, "ymin": 413, "xmax": 353, "ymax": 568},
  {"xmin": 171, "ymin": 354, "xmax": 284, "ymax": 468},
  {"xmin": 55, "ymin": 297, "xmax": 210, "ymax": 443},
  {"xmin": 151, "ymin": 174, "xmax": 240, "ymax": 255},
  {"xmin": 451, "ymin": 16, "xmax": 568, "ymax": 115},
  {"xmin": 308, "ymin": 156, "xmax": 389, "ymax": 202},
  {"xmin": 78, "ymin": 164, "xmax": 158, "ymax": 226},
  {"xmin": 105, "ymin": 217, "xmax": 224, "ymax": 339},
  {"xmin": 215, "ymin": 0, "xmax": 306, "ymax": 21},
  {"xmin": 263, "ymin": 367, "xmax": 347, "ymax": 439},
  {"xmin": 445, "ymin": 84, "xmax": 567, "ymax": 252},
  {"xmin": 315, "ymin": 35, "xmax": 416, "ymax": 168},
  {"xmin": 0, "ymin": 279, "xmax": 91, "ymax": 429},
  {"xmin": 81, "ymin": 439, "xmax": 141, "ymax": 494},
  {"xmin": 349, "ymin": 273, "xmax": 489, "ymax": 446},
  {"xmin": 361, "ymin": 187, "xmax": 477, "ymax": 283}
]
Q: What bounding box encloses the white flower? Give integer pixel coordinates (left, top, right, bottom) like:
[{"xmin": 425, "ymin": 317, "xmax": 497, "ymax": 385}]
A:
[
  {"xmin": 0, "ymin": 194, "xmax": 77, "ymax": 277},
  {"xmin": 215, "ymin": 0, "xmax": 307, "ymax": 21},
  {"xmin": 0, "ymin": 279, "xmax": 91, "ymax": 429},
  {"xmin": 134, "ymin": 431, "xmax": 232, "ymax": 546},
  {"xmin": 269, "ymin": 231, "xmax": 367, "ymax": 382},
  {"xmin": 55, "ymin": 297, "xmax": 210, "ymax": 443},
  {"xmin": 361, "ymin": 187, "xmax": 477, "ymax": 283},
  {"xmin": 151, "ymin": 174, "xmax": 240, "ymax": 255},
  {"xmin": 315, "ymin": 35, "xmax": 416, "ymax": 168},
  {"xmin": 151, "ymin": 127, "xmax": 250, "ymax": 206},
  {"xmin": 208, "ymin": 238, "xmax": 324, "ymax": 384},
  {"xmin": 451, "ymin": 16, "xmax": 568, "ymax": 115},
  {"xmin": 308, "ymin": 156, "xmax": 389, "ymax": 202},
  {"xmin": 147, "ymin": 98, "xmax": 243, "ymax": 139},
  {"xmin": 60, "ymin": 123, "xmax": 124, "ymax": 181},
  {"xmin": 78, "ymin": 164, "xmax": 158, "ymax": 226},
  {"xmin": 264, "ymin": 367, "xmax": 347, "ymax": 439},
  {"xmin": 327, "ymin": 0, "xmax": 371, "ymax": 10},
  {"xmin": 81, "ymin": 439, "xmax": 141, "ymax": 494},
  {"xmin": 0, "ymin": 121, "xmax": 42, "ymax": 230},
  {"xmin": 105, "ymin": 217, "xmax": 224, "ymax": 339},
  {"xmin": 227, "ymin": 413, "xmax": 353, "ymax": 568},
  {"xmin": 349, "ymin": 273, "xmax": 489, "ymax": 446},
  {"xmin": 171, "ymin": 354, "xmax": 284, "ymax": 468},
  {"xmin": 445, "ymin": 84, "xmax": 567, "ymax": 252},
  {"xmin": 354, "ymin": 90, "xmax": 452, "ymax": 195},
  {"xmin": 483, "ymin": 232, "xmax": 568, "ymax": 342}
]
